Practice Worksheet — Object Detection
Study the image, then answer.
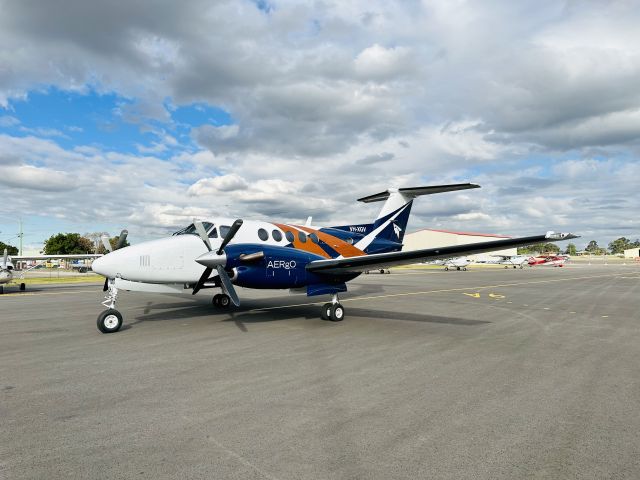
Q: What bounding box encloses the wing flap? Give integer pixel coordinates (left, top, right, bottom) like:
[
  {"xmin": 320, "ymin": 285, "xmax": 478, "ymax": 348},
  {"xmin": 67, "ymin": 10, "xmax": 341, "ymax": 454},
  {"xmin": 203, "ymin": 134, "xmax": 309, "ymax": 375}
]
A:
[{"xmin": 307, "ymin": 232, "xmax": 578, "ymax": 274}]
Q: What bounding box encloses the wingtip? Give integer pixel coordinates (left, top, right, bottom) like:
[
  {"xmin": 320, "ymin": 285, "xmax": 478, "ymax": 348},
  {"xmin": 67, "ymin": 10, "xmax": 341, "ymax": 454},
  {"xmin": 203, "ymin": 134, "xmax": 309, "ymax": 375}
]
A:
[{"xmin": 545, "ymin": 231, "xmax": 580, "ymax": 241}]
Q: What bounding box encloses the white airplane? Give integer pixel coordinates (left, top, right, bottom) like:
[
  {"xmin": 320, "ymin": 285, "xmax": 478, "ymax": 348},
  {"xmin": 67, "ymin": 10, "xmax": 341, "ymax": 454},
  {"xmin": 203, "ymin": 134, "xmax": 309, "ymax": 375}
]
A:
[
  {"xmin": 492, "ymin": 254, "xmax": 530, "ymax": 269},
  {"xmin": 91, "ymin": 183, "xmax": 578, "ymax": 333},
  {"xmin": 0, "ymin": 248, "xmax": 104, "ymax": 294},
  {"xmin": 442, "ymin": 257, "xmax": 470, "ymax": 271}
]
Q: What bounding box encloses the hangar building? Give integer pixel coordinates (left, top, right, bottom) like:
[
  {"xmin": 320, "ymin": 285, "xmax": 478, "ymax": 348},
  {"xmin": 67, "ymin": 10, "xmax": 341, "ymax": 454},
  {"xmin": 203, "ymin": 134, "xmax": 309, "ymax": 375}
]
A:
[
  {"xmin": 623, "ymin": 247, "xmax": 640, "ymax": 259},
  {"xmin": 403, "ymin": 228, "xmax": 517, "ymax": 262}
]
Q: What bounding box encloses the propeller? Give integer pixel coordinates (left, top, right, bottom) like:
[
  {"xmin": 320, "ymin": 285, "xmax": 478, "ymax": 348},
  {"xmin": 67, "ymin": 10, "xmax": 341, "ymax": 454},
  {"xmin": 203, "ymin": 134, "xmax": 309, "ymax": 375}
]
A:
[
  {"xmin": 101, "ymin": 229, "xmax": 129, "ymax": 291},
  {"xmin": 192, "ymin": 219, "xmax": 243, "ymax": 306},
  {"xmin": 101, "ymin": 230, "xmax": 128, "ymax": 253}
]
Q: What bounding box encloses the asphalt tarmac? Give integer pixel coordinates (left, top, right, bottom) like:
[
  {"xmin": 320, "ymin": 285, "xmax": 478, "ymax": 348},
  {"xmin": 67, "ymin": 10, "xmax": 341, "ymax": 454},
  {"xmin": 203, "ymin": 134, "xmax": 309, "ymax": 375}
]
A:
[{"xmin": 1, "ymin": 264, "xmax": 639, "ymax": 479}]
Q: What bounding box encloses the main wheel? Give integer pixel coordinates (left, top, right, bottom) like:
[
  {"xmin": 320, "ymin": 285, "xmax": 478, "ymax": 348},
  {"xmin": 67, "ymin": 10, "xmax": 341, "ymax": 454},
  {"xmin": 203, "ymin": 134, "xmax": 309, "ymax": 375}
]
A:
[
  {"xmin": 329, "ymin": 303, "xmax": 345, "ymax": 322},
  {"xmin": 0, "ymin": 285, "xmax": 3, "ymax": 294},
  {"xmin": 463, "ymin": 267, "xmax": 467, "ymax": 271},
  {"xmin": 444, "ymin": 267, "xmax": 449, "ymax": 271},
  {"xmin": 456, "ymin": 267, "xmax": 461, "ymax": 271},
  {"xmin": 504, "ymin": 265, "xmax": 508, "ymax": 269},
  {"xmin": 219, "ymin": 294, "xmax": 231, "ymax": 308},
  {"xmin": 20, "ymin": 283, "xmax": 26, "ymax": 291},
  {"xmin": 97, "ymin": 309, "xmax": 123, "ymax": 333},
  {"xmin": 321, "ymin": 303, "xmax": 332, "ymax": 320}
]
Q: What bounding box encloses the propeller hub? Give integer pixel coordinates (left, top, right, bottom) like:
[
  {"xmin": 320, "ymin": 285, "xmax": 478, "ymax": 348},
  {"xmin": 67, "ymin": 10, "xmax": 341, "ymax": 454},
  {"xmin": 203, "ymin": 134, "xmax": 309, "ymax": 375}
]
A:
[{"xmin": 195, "ymin": 251, "xmax": 227, "ymax": 268}]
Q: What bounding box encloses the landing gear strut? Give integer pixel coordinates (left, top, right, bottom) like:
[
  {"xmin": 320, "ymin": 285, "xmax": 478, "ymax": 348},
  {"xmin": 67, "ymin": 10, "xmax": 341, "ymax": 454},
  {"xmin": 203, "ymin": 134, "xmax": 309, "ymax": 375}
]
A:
[
  {"xmin": 97, "ymin": 279, "xmax": 123, "ymax": 333},
  {"xmin": 212, "ymin": 293, "xmax": 232, "ymax": 309},
  {"xmin": 321, "ymin": 294, "xmax": 345, "ymax": 322}
]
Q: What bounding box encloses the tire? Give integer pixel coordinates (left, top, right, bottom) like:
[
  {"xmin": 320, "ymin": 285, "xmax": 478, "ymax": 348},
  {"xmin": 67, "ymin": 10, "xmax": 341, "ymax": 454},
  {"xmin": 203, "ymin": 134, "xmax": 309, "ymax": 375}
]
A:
[
  {"xmin": 321, "ymin": 303, "xmax": 332, "ymax": 320},
  {"xmin": 444, "ymin": 267, "xmax": 449, "ymax": 271},
  {"xmin": 0, "ymin": 286, "xmax": 3, "ymax": 294},
  {"xmin": 20, "ymin": 283, "xmax": 26, "ymax": 291},
  {"xmin": 219, "ymin": 294, "xmax": 231, "ymax": 308},
  {"xmin": 97, "ymin": 309, "xmax": 123, "ymax": 333},
  {"xmin": 380, "ymin": 269, "xmax": 385, "ymax": 274},
  {"xmin": 330, "ymin": 304, "xmax": 345, "ymax": 322},
  {"xmin": 456, "ymin": 267, "xmax": 461, "ymax": 271},
  {"xmin": 463, "ymin": 267, "xmax": 467, "ymax": 271},
  {"xmin": 504, "ymin": 266, "xmax": 508, "ymax": 269},
  {"xmin": 212, "ymin": 294, "xmax": 221, "ymax": 308}
]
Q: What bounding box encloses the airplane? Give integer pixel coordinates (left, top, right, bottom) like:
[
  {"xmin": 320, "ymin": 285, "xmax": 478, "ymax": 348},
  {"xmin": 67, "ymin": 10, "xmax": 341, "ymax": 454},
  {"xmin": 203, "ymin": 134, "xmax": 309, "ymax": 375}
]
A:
[
  {"xmin": 90, "ymin": 183, "xmax": 578, "ymax": 333},
  {"xmin": 491, "ymin": 254, "xmax": 531, "ymax": 269},
  {"xmin": 0, "ymin": 248, "xmax": 102, "ymax": 294},
  {"xmin": 528, "ymin": 254, "xmax": 569, "ymax": 267},
  {"xmin": 428, "ymin": 256, "xmax": 470, "ymax": 271},
  {"xmin": 0, "ymin": 249, "xmax": 24, "ymax": 294}
]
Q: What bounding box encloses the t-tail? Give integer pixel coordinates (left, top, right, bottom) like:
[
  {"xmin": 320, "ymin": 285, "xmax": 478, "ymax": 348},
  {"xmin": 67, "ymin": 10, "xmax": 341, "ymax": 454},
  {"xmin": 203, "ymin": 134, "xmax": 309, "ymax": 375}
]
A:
[{"xmin": 330, "ymin": 183, "xmax": 480, "ymax": 254}]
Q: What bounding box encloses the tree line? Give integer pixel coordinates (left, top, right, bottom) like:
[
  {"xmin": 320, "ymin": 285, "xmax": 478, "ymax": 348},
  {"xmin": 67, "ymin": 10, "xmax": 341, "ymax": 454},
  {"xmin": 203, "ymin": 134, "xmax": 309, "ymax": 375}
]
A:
[
  {"xmin": 40, "ymin": 232, "xmax": 130, "ymax": 255},
  {"xmin": 518, "ymin": 237, "xmax": 640, "ymax": 256}
]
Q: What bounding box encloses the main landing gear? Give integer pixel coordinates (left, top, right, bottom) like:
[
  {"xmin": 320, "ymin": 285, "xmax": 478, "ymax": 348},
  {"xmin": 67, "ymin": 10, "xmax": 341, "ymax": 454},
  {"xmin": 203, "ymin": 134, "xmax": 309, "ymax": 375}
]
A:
[
  {"xmin": 212, "ymin": 293, "xmax": 232, "ymax": 309},
  {"xmin": 321, "ymin": 294, "xmax": 345, "ymax": 322},
  {"xmin": 97, "ymin": 280, "xmax": 123, "ymax": 333}
]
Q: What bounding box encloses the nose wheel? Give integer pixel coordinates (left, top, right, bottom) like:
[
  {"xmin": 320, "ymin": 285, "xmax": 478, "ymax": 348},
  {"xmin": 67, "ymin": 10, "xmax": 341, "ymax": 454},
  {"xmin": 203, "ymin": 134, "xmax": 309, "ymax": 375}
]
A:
[
  {"xmin": 97, "ymin": 279, "xmax": 124, "ymax": 333},
  {"xmin": 97, "ymin": 309, "xmax": 123, "ymax": 333}
]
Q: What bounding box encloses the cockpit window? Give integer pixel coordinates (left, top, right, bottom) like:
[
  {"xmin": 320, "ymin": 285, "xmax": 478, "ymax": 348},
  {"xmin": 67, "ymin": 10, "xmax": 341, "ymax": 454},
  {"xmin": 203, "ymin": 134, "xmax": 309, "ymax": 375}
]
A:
[
  {"xmin": 172, "ymin": 222, "xmax": 213, "ymax": 236},
  {"xmin": 219, "ymin": 225, "xmax": 231, "ymax": 238}
]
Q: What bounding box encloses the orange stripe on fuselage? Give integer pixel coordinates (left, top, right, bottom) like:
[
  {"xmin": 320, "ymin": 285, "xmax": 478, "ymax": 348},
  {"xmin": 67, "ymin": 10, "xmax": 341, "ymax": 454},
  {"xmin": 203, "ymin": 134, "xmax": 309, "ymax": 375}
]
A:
[{"xmin": 273, "ymin": 223, "xmax": 365, "ymax": 259}]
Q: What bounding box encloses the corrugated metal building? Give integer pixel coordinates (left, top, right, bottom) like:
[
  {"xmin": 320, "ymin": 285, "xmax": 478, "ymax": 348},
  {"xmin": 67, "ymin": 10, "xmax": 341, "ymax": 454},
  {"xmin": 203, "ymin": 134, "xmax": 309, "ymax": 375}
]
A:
[
  {"xmin": 403, "ymin": 228, "xmax": 517, "ymax": 262},
  {"xmin": 623, "ymin": 247, "xmax": 640, "ymax": 259}
]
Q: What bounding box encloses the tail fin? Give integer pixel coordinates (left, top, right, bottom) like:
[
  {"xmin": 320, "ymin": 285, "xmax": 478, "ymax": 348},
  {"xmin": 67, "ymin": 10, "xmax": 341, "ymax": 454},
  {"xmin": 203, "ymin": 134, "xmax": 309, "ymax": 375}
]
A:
[
  {"xmin": 329, "ymin": 183, "xmax": 479, "ymax": 254},
  {"xmin": 358, "ymin": 184, "xmax": 480, "ymax": 244}
]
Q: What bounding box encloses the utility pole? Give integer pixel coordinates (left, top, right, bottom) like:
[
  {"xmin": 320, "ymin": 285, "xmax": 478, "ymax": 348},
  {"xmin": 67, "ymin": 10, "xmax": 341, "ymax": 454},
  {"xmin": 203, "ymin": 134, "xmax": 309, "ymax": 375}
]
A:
[{"xmin": 18, "ymin": 218, "xmax": 23, "ymax": 256}]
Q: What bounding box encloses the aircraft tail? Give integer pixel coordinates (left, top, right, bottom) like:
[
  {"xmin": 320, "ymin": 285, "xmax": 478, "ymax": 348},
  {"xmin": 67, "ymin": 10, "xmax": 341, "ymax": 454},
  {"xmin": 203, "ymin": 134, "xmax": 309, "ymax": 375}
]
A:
[{"xmin": 331, "ymin": 183, "xmax": 480, "ymax": 253}]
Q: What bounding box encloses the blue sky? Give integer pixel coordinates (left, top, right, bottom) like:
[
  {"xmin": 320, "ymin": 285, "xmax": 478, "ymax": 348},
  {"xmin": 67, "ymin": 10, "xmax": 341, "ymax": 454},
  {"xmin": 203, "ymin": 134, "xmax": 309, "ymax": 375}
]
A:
[{"xmin": 0, "ymin": 1, "xmax": 638, "ymax": 253}]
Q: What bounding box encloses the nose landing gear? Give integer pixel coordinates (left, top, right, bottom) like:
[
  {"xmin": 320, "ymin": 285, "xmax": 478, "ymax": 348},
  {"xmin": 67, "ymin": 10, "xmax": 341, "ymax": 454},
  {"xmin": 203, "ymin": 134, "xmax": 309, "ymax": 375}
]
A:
[
  {"xmin": 212, "ymin": 293, "xmax": 232, "ymax": 308},
  {"xmin": 97, "ymin": 279, "xmax": 123, "ymax": 333}
]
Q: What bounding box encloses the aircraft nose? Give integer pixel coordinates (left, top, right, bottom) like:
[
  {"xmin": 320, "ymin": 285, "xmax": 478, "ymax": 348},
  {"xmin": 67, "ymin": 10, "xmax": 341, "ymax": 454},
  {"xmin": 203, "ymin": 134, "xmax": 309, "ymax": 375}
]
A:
[{"xmin": 91, "ymin": 254, "xmax": 116, "ymax": 278}]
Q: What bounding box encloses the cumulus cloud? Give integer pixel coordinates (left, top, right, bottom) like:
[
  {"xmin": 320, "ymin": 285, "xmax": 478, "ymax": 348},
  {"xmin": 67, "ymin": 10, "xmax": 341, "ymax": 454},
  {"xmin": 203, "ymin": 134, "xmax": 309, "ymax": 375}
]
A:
[{"xmin": 0, "ymin": 1, "xmax": 638, "ymax": 246}]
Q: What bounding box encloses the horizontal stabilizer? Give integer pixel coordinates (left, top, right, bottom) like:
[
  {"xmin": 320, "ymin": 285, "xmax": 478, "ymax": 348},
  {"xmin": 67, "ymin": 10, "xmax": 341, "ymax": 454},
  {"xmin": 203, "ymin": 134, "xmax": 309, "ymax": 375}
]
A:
[{"xmin": 357, "ymin": 183, "xmax": 480, "ymax": 203}]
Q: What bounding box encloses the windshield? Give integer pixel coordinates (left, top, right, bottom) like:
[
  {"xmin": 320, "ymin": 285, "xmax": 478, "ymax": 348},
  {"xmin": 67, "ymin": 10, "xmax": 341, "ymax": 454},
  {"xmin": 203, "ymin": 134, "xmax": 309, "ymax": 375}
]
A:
[{"xmin": 172, "ymin": 222, "xmax": 213, "ymax": 236}]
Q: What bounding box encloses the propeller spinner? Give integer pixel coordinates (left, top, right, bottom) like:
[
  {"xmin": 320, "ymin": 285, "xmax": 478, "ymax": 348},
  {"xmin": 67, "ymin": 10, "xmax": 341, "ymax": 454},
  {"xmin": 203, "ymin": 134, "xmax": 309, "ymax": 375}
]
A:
[{"xmin": 192, "ymin": 219, "xmax": 243, "ymax": 306}]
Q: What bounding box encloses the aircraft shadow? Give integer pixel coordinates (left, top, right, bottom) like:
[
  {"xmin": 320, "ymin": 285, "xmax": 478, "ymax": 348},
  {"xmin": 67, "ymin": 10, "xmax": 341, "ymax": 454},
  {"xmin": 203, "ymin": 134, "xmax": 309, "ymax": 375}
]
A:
[{"xmin": 131, "ymin": 301, "xmax": 489, "ymax": 332}]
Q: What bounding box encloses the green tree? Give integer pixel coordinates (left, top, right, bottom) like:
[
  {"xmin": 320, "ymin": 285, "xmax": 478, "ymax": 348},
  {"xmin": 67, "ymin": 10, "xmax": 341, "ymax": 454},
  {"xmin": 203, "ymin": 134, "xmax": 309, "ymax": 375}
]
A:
[
  {"xmin": 585, "ymin": 240, "xmax": 599, "ymax": 252},
  {"xmin": 518, "ymin": 242, "xmax": 560, "ymax": 254},
  {"xmin": 565, "ymin": 243, "xmax": 577, "ymax": 255},
  {"xmin": 0, "ymin": 241, "xmax": 19, "ymax": 256},
  {"xmin": 44, "ymin": 233, "xmax": 95, "ymax": 255},
  {"xmin": 608, "ymin": 237, "xmax": 631, "ymax": 254}
]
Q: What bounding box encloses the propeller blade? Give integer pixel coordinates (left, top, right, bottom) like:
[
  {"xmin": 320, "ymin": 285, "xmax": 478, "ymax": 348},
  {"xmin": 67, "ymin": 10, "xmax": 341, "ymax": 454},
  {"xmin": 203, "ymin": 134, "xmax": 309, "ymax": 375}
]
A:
[
  {"xmin": 217, "ymin": 219, "xmax": 243, "ymax": 255},
  {"xmin": 193, "ymin": 221, "xmax": 212, "ymax": 251},
  {"xmin": 101, "ymin": 235, "xmax": 113, "ymax": 253},
  {"xmin": 103, "ymin": 278, "xmax": 109, "ymax": 292},
  {"xmin": 2, "ymin": 249, "xmax": 7, "ymax": 269},
  {"xmin": 115, "ymin": 230, "xmax": 129, "ymax": 250},
  {"xmin": 239, "ymin": 251, "xmax": 264, "ymax": 262},
  {"xmin": 192, "ymin": 267, "xmax": 213, "ymax": 295},
  {"xmin": 216, "ymin": 265, "xmax": 240, "ymax": 307}
]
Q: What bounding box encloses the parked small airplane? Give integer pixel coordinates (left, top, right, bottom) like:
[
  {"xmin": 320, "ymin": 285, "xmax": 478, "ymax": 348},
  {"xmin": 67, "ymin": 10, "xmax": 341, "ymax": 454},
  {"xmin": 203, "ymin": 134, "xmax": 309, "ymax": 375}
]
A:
[
  {"xmin": 492, "ymin": 254, "xmax": 530, "ymax": 269},
  {"xmin": 436, "ymin": 257, "xmax": 470, "ymax": 271},
  {"xmin": 91, "ymin": 183, "xmax": 577, "ymax": 333},
  {"xmin": 0, "ymin": 248, "xmax": 102, "ymax": 294},
  {"xmin": 528, "ymin": 254, "xmax": 569, "ymax": 267}
]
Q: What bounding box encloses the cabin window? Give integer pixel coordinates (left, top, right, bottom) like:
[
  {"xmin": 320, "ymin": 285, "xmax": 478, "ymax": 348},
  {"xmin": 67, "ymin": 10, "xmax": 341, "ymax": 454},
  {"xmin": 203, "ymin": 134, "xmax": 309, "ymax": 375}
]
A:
[
  {"xmin": 309, "ymin": 233, "xmax": 319, "ymax": 244},
  {"xmin": 285, "ymin": 231, "xmax": 295, "ymax": 243},
  {"xmin": 208, "ymin": 227, "xmax": 218, "ymax": 238},
  {"xmin": 272, "ymin": 230, "xmax": 283, "ymax": 242},
  {"xmin": 298, "ymin": 231, "xmax": 307, "ymax": 243},
  {"xmin": 258, "ymin": 228, "xmax": 269, "ymax": 241}
]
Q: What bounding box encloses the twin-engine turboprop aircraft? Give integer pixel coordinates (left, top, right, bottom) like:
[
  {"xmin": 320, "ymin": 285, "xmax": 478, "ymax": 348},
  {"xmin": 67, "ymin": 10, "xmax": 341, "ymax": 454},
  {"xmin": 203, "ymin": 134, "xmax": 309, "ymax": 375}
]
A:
[{"xmin": 91, "ymin": 183, "xmax": 577, "ymax": 333}]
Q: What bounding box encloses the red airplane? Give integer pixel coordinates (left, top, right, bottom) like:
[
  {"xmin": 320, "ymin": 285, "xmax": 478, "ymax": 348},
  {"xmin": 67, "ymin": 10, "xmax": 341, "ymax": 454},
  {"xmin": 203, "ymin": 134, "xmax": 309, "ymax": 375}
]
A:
[{"xmin": 528, "ymin": 254, "xmax": 569, "ymax": 267}]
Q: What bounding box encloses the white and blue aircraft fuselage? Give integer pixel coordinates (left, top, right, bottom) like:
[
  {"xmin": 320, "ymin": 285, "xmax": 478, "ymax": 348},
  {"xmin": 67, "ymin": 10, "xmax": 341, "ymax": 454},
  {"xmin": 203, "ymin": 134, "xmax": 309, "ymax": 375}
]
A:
[{"xmin": 91, "ymin": 184, "xmax": 578, "ymax": 333}]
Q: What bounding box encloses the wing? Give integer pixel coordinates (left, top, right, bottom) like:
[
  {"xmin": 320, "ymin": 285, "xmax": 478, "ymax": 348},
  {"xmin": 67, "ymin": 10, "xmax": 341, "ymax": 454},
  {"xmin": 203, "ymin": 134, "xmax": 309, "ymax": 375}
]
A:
[
  {"xmin": 10, "ymin": 254, "xmax": 103, "ymax": 261},
  {"xmin": 307, "ymin": 232, "xmax": 578, "ymax": 275}
]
